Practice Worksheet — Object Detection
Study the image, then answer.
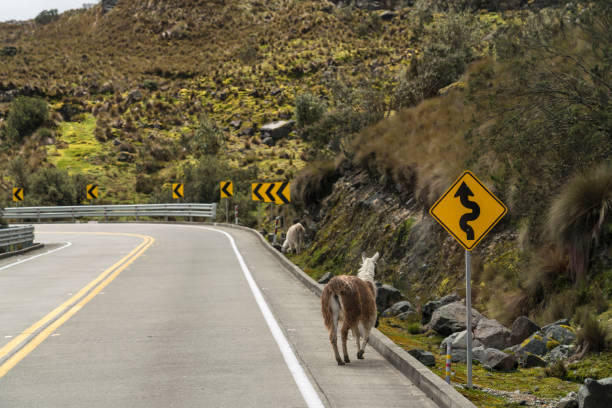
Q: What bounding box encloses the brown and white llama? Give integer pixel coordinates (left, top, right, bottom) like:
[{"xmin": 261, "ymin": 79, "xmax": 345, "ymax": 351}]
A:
[
  {"xmin": 321, "ymin": 252, "xmax": 379, "ymax": 365},
  {"xmin": 281, "ymin": 222, "xmax": 306, "ymax": 254}
]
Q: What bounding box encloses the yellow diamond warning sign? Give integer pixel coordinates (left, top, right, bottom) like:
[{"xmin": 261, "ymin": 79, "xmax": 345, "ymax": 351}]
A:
[{"xmin": 430, "ymin": 171, "xmax": 507, "ymax": 251}]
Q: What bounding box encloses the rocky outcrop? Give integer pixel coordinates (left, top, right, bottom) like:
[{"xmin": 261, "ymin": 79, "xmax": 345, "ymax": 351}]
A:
[
  {"xmin": 546, "ymin": 345, "xmax": 575, "ymax": 364},
  {"xmin": 510, "ymin": 316, "xmax": 540, "ymax": 345},
  {"xmin": 516, "ymin": 332, "xmax": 558, "ymax": 357},
  {"xmin": 543, "ymin": 324, "xmax": 576, "ymax": 346},
  {"xmin": 260, "ymin": 120, "xmax": 295, "ymax": 140},
  {"xmin": 375, "ymin": 283, "xmax": 403, "ymax": 312},
  {"xmin": 472, "ymin": 346, "xmax": 517, "ymax": 372},
  {"xmin": 578, "ymin": 378, "xmax": 612, "ymax": 408},
  {"xmin": 426, "ymin": 301, "xmax": 483, "ymax": 336},
  {"xmin": 421, "ymin": 293, "xmax": 460, "ymax": 325},
  {"xmin": 381, "ymin": 300, "xmax": 414, "ymax": 317},
  {"xmin": 474, "ymin": 317, "xmax": 511, "ymax": 350},
  {"xmin": 408, "ymin": 349, "xmax": 435, "ymax": 367},
  {"xmin": 102, "ymin": 0, "xmax": 118, "ymax": 13}
]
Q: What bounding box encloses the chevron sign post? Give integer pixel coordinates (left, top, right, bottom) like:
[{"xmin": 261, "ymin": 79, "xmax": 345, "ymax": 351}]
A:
[
  {"xmin": 220, "ymin": 181, "xmax": 233, "ymax": 223},
  {"xmin": 251, "ymin": 182, "xmax": 290, "ymax": 205}
]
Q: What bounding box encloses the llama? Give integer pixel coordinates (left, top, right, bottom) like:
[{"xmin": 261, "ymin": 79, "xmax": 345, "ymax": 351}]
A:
[
  {"xmin": 281, "ymin": 222, "xmax": 305, "ymax": 254},
  {"xmin": 321, "ymin": 252, "xmax": 379, "ymax": 365}
]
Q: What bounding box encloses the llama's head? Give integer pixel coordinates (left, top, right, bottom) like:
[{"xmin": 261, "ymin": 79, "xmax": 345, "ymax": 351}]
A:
[{"xmin": 357, "ymin": 251, "xmax": 379, "ymax": 282}]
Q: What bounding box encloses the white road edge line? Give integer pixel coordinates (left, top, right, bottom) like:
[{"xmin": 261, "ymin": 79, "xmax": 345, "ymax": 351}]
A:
[
  {"xmin": 203, "ymin": 227, "xmax": 325, "ymax": 408},
  {"xmin": 0, "ymin": 242, "xmax": 72, "ymax": 272}
]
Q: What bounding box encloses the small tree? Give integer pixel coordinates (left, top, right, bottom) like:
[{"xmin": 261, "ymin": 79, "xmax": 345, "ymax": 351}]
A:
[
  {"xmin": 35, "ymin": 9, "xmax": 59, "ymax": 25},
  {"xmin": 5, "ymin": 97, "xmax": 48, "ymax": 144}
]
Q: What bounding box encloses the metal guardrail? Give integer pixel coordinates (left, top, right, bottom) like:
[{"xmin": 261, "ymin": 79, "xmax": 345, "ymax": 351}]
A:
[
  {"xmin": 0, "ymin": 225, "xmax": 35, "ymax": 253},
  {"xmin": 2, "ymin": 203, "xmax": 217, "ymax": 221}
]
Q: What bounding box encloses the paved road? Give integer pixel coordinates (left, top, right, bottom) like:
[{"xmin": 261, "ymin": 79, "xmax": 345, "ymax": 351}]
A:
[{"xmin": 0, "ymin": 223, "xmax": 437, "ymax": 407}]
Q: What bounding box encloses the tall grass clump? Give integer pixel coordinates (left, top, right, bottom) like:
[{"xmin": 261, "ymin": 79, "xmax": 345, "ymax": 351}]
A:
[
  {"xmin": 547, "ymin": 165, "xmax": 612, "ymax": 283},
  {"xmin": 294, "ymin": 93, "xmax": 325, "ymax": 128},
  {"xmin": 4, "ymin": 97, "xmax": 49, "ymax": 144},
  {"xmin": 293, "ymin": 157, "xmax": 341, "ymax": 208},
  {"xmin": 576, "ymin": 309, "xmax": 610, "ymax": 352}
]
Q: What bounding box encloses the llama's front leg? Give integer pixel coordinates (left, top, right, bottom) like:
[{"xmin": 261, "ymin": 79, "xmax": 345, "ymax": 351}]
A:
[
  {"xmin": 352, "ymin": 327, "xmax": 361, "ymax": 359},
  {"xmin": 341, "ymin": 324, "xmax": 350, "ymax": 363}
]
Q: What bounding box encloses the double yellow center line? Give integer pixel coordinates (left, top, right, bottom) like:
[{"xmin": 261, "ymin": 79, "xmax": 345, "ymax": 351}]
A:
[{"xmin": 0, "ymin": 232, "xmax": 155, "ymax": 379}]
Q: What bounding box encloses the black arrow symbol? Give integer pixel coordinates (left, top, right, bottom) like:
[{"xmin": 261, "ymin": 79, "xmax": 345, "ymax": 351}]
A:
[
  {"xmin": 454, "ymin": 182, "xmax": 480, "ymax": 241},
  {"xmin": 88, "ymin": 184, "xmax": 97, "ymax": 198},
  {"xmin": 253, "ymin": 183, "xmax": 264, "ymax": 201},
  {"xmin": 221, "ymin": 182, "xmax": 232, "ymax": 197},
  {"xmin": 275, "ymin": 182, "xmax": 290, "ymax": 204},
  {"xmin": 14, "ymin": 188, "xmax": 23, "ymax": 201},
  {"xmin": 173, "ymin": 184, "xmax": 183, "ymax": 198},
  {"xmin": 265, "ymin": 183, "xmax": 276, "ymax": 203}
]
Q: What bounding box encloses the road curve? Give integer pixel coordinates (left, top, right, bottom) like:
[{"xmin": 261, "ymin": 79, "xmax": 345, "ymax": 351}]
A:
[{"xmin": 0, "ymin": 223, "xmax": 437, "ymax": 407}]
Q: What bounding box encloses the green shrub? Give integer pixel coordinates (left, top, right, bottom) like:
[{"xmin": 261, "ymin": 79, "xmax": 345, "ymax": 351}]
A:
[
  {"xmin": 5, "ymin": 97, "xmax": 49, "ymax": 143},
  {"xmin": 35, "ymin": 9, "xmax": 59, "ymax": 25},
  {"xmin": 294, "ymin": 93, "xmax": 325, "ymax": 128},
  {"xmin": 191, "ymin": 115, "xmax": 225, "ymax": 156},
  {"xmin": 545, "ymin": 360, "xmax": 568, "ymax": 379},
  {"xmin": 27, "ymin": 167, "xmax": 87, "ymax": 206}
]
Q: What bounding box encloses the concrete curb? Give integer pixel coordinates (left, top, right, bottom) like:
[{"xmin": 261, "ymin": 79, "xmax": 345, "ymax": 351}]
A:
[
  {"xmin": 214, "ymin": 223, "xmax": 476, "ymax": 408},
  {"xmin": 0, "ymin": 243, "xmax": 44, "ymax": 260}
]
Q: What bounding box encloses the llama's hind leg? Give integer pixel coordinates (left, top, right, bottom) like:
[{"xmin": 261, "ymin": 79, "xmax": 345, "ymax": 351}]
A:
[
  {"xmin": 329, "ymin": 298, "xmax": 344, "ymax": 365},
  {"xmin": 357, "ymin": 324, "xmax": 374, "ymax": 359},
  {"xmin": 341, "ymin": 322, "xmax": 351, "ymax": 363},
  {"xmin": 352, "ymin": 326, "xmax": 362, "ymax": 359}
]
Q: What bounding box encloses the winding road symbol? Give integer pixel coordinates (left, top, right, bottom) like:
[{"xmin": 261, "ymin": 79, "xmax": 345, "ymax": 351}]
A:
[{"xmin": 429, "ymin": 171, "xmax": 507, "ymax": 251}]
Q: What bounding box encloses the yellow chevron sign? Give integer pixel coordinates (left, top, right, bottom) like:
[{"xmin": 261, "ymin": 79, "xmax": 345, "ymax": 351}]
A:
[
  {"xmin": 251, "ymin": 182, "xmax": 290, "ymax": 204},
  {"xmin": 86, "ymin": 184, "xmax": 99, "ymax": 200},
  {"xmin": 220, "ymin": 181, "xmax": 233, "ymax": 199},
  {"xmin": 172, "ymin": 183, "xmax": 184, "ymax": 199},
  {"xmin": 13, "ymin": 187, "xmax": 24, "ymax": 202}
]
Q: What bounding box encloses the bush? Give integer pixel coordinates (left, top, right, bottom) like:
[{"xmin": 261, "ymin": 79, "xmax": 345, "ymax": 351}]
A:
[
  {"xmin": 5, "ymin": 97, "xmax": 49, "ymax": 143},
  {"xmin": 190, "ymin": 115, "xmax": 225, "ymax": 156},
  {"xmin": 27, "ymin": 167, "xmax": 87, "ymax": 206},
  {"xmin": 294, "ymin": 93, "xmax": 325, "ymax": 128},
  {"xmin": 35, "ymin": 9, "xmax": 59, "ymax": 25},
  {"xmin": 545, "ymin": 360, "xmax": 568, "ymax": 379},
  {"xmin": 576, "ymin": 310, "xmax": 610, "ymax": 353},
  {"xmin": 293, "ymin": 157, "xmax": 341, "ymax": 207},
  {"xmin": 547, "ymin": 165, "xmax": 612, "ymax": 283}
]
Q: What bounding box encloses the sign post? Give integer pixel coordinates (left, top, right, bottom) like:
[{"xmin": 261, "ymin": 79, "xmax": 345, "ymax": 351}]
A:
[
  {"xmin": 220, "ymin": 181, "xmax": 233, "ymax": 223},
  {"xmin": 430, "ymin": 170, "xmax": 507, "ymax": 388}
]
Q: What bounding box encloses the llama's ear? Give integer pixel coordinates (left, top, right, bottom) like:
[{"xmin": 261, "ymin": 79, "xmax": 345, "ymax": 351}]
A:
[
  {"xmin": 372, "ymin": 252, "xmax": 380, "ymax": 262},
  {"xmin": 362, "ymin": 252, "xmax": 367, "ymax": 263}
]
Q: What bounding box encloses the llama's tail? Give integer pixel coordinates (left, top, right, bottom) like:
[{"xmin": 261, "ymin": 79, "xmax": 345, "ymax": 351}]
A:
[{"xmin": 321, "ymin": 276, "xmax": 351, "ymax": 330}]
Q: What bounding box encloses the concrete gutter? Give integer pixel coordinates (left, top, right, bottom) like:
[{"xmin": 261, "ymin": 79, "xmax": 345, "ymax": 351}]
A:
[{"xmin": 215, "ymin": 223, "xmax": 476, "ymax": 408}]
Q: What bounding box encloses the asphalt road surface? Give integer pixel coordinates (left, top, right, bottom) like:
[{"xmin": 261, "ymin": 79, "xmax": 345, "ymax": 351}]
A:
[{"xmin": 0, "ymin": 223, "xmax": 437, "ymax": 407}]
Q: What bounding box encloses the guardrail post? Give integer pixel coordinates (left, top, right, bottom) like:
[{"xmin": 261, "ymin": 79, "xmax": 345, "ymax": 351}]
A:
[
  {"xmin": 136, "ymin": 206, "xmax": 139, "ymax": 221},
  {"xmin": 445, "ymin": 342, "xmax": 452, "ymax": 384},
  {"xmin": 234, "ymin": 205, "xmax": 238, "ymax": 225}
]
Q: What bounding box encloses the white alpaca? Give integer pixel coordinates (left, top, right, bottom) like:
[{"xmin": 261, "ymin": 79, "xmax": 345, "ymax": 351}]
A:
[{"xmin": 281, "ymin": 223, "xmax": 306, "ymax": 254}]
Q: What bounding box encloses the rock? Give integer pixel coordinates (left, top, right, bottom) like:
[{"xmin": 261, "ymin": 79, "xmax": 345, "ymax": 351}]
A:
[
  {"xmin": 375, "ymin": 283, "xmax": 403, "ymax": 312},
  {"xmin": 557, "ymin": 397, "xmax": 578, "ymax": 408},
  {"xmin": 262, "ymin": 136, "xmax": 275, "ymax": 146},
  {"xmin": 127, "ymin": 89, "xmax": 143, "ymax": 104},
  {"xmin": 100, "ymin": 81, "xmax": 114, "ymax": 94},
  {"xmin": 397, "ymin": 311, "xmax": 417, "ymax": 321},
  {"xmin": 407, "ymin": 349, "xmax": 435, "ymax": 367},
  {"xmin": 381, "ymin": 300, "xmax": 414, "ymax": 317},
  {"xmin": 426, "ymin": 301, "xmax": 483, "ymax": 336},
  {"xmin": 517, "ymin": 332, "xmax": 556, "ymax": 357},
  {"xmin": 379, "ymin": 10, "xmax": 397, "ymax": 20},
  {"xmin": 240, "ymin": 127, "xmax": 255, "ymax": 136},
  {"xmin": 511, "ymin": 316, "xmax": 540, "ymax": 345},
  {"xmin": 1, "ymin": 46, "xmax": 17, "ymax": 57},
  {"xmin": 421, "ymin": 293, "xmax": 461, "ymax": 325},
  {"xmin": 578, "ymin": 377, "xmax": 612, "ymax": 408},
  {"xmin": 542, "ymin": 319, "xmax": 571, "ymax": 331},
  {"xmin": 472, "ymin": 347, "xmax": 517, "ymax": 372},
  {"xmin": 117, "ymin": 151, "xmax": 133, "ymax": 162},
  {"xmin": 440, "ymin": 330, "xmax": 482, "ymax": 351},
  {"xmin": 270, "ymin": 88, "xmax": 282, "ymax": 96},
  {"xmin": 543, "ymin": 325, "xmax": 576, "ymax": 346},
  {"xmin": 318, "ymin": 272, "xmax": 333, "ymax": 284},
  {"xmin": 521, "ymin": 353, "xmax": 546, "ymax": 368},
  {"xmin": 230, "ymin": 120, "xmax": 242, "ymax": 129},
  {"xmin": 547, "ymin": 345, "xmax": 575, "ymax": 363},
  {"xmin": 260, "ymin": 120, "xmax": 295, "ymax": 140},
  {"xmin": 474, "ymin": 317, "xmax": 512, "ymax": 350},
  {"xmin": 102, "ymin": 0, "xmax": 118, "ymax": 13},
  {"xmin": 118, "ymin": 143, "xmax": 136, "ymax": 153}
]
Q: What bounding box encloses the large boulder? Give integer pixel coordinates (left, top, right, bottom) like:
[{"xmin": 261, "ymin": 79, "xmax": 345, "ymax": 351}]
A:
[
  {"xmin": 474, "ymin": 317, "xmax": 512, "ymax": 350},
  {"xmin": 517, "ymin": 332, "xmax": 558, "ymax": 357},
  {"xmin": 407, "ymin": 349, "xmax": 435, "ymax": 367},
  {"xmin": 260, "ymin": 120, "xmax": 295, "ymax": 140},
  {"xmin": 426, "ymin": 301, "xmax": 483, "ymax": 336},
  {"xmin": 578, "ymin": 378, "xmax": 612, "ymax": 408},
  {"xmin": 472, "ymin": 347, "xmax": 517, "ymax": 372},
  {"xmin": 421, "ymin": 293, "xmax": 461, "ymax": 325},
  {"xmin": 375, "ymin": 283, "xmax": 403, "ymax": 312},
  {"xmin": 510, "ymin": 316, "xmax": 540, "ymax": 345},
  {"xmin": 543, "ymin": 324, "xmax": 576, "ymax": 346},
  {"xmin": 381, "ymin": 300, "xmax": 414, "ymax": 317},
  {"xmin": 558, "ymin": 391, "xmax": 579, "ymax": 408},
  {"xmin": 521, "ymin": 353, "xmax": 547, "ymax": 368},
  {"xmin": 440, "ymin": 330, "xmax": 482, "ymax": 351}
]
